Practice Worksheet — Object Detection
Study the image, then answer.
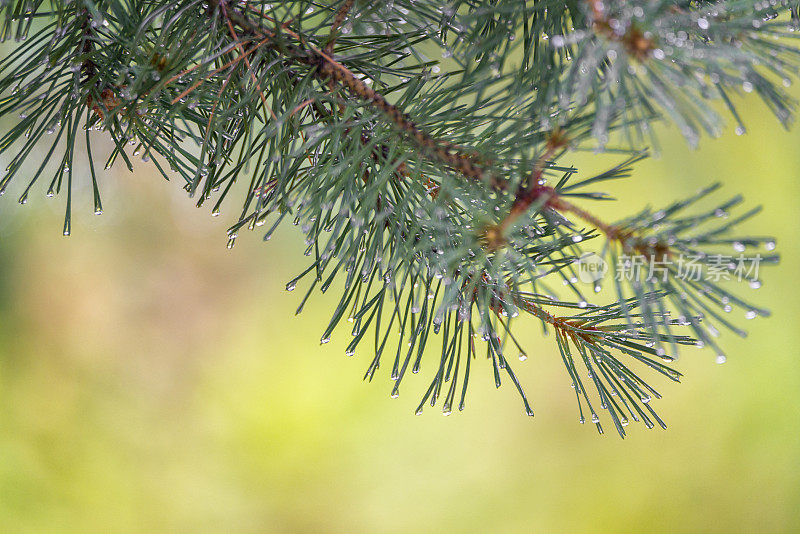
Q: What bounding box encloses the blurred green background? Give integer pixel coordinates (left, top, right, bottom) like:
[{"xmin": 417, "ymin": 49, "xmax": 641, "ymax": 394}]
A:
[{"xmin": 1, "ymin": 95, "xmax": 799, "ymax": 532}]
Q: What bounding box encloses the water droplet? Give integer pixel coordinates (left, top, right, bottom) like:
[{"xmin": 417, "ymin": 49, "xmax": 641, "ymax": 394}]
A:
[
  {"xmin": 518, "ymin": 353, "xmax": 528, "ymax": 361},
  {"xmin": 716, "ymin": 354, "xmax": 727, "ymax": 364},
  {"xmin": 749, "ymin": 280, "xmax": 761, "ymax": 289},
  {"xmin": 697, "ymin": 17, "xmax": 709, "ymax": 30},
  {"xmin": 591, "ymin": 414, "xmax": 599, "ymax": 423},
  {"xmin": 390, "ymin": 391, "xmax": 399, "ymax": 399},
  {"xmin": 320, "ymin": 336, "xmax": 331, "ymax": 344},
  {"xmin": 733, "ymin": 241, "xmax": 745, "ymax": 252},
  {"xmin": 735, "ymin": 126, "xmax": 746, "ymax": 136},
  {"xmin": 745, "ymin": 310, "xmax": 757, "ymax": 320},
  {"xmin": 572, "ymin": 235, "xmax": 583, "ymax": 243},
  {"xmin": 286, "ymin": 281, "xmax": 296, "ymax": 291},
  {"xmin": 765, "ymin": 241, "xmax": 776, "ymax": 251}
]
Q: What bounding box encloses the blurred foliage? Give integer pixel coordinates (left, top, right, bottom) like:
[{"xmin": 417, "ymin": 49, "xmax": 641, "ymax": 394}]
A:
[{"xmin": 0, "ymin": 91, "xmax": 799, "ymax": 532}]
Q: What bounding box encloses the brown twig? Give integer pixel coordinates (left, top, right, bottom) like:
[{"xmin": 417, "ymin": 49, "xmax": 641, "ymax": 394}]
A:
[
  {"xmin": 474, "ymin": 273, "xmax": 606, "ymax": 345},
  {"xmin": 325, "ymin": 0, "xmax": 355, "ymax": 55}
]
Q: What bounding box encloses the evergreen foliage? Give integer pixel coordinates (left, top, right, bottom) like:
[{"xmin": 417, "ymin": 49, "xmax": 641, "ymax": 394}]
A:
[{"xmin": 0, "ymin": 0, "xmax": 793, "ymax": 435}]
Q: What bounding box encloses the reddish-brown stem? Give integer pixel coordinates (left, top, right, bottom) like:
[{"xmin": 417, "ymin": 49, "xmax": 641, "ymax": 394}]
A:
[
  {"xmin": 498, "ymin": 180, "xmax": 670, "ymax": 258},
  {"xmin": 555, "ymin": 195, "xmax": 671, "ymax": 258},
  {"xmin": 514, "ymin": 296, "xmax": 605, "ymax": 344},
  {"xmin": 496, "ymin": 140, "xmax": 562, "ymax": 234},
  {"xmin": 474, "ymin": 274, "xmax": 606, "ymax": 344}
]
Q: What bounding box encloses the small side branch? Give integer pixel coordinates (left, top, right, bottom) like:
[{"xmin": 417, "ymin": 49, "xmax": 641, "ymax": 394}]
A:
[{"xmin": 325, "ymin": 0, "xmax": 355, "ymax": 54}]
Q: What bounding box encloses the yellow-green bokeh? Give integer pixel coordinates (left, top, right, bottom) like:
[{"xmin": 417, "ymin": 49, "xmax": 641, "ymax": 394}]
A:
[{"xmin": 1, "ymin": 94, "xmax": 799, "ymax": 532}]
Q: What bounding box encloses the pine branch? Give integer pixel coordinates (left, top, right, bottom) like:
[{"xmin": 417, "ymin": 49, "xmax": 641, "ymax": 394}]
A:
[
  {"xmin": 0, "ymin": 0, "xmax": 790, "ymax": 436},
  {"xmin": 212, "ymin": 0, "xmax": 672, "ymax": 264}
]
